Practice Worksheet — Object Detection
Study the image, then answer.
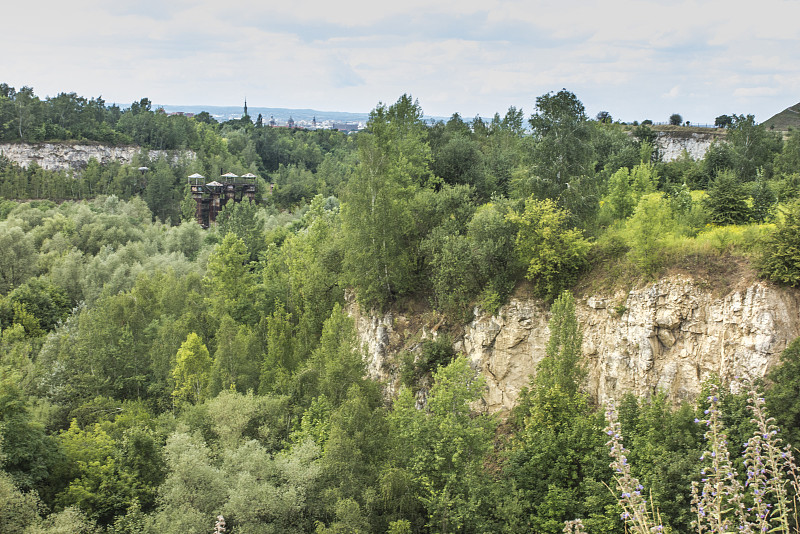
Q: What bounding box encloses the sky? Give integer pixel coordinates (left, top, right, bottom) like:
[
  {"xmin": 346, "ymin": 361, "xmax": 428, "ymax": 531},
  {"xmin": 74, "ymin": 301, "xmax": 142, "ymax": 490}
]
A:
[{"xmin": 3, "ymin": 0, "xmax": 799, "ymax": 125}]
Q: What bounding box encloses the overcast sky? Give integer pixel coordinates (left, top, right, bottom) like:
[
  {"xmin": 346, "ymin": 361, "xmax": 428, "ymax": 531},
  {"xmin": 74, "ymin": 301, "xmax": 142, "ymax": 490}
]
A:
[{"xmin": 4, "ymin": 0, "xmax": 799, "ymax": 124}]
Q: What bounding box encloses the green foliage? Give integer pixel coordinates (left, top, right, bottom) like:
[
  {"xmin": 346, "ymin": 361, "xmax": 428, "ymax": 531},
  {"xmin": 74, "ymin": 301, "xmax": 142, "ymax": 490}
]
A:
[
  {"xmin": 204, "ymin": 233, "xmax": 255, "ymax": 324},
  {"xmin": 624, "ymin": 193, "xmax": 676, "ymax": 275},
  {"xmin": 171, "ymin": 333, "xmax": 212, "ymax": 407},
  {"xmin": 417, "ymin": 335, "xmax": 456, "ymax": 375},
  {"xmin": 0, "ymin": 223, "xmax": 36, "ymax": 293},
  {"xmin": 766, "ymin": 337, "xmax": 800, "ymax": 448},
  {"xmin": 56, "ymin": 420, "xmax": 134, "ymax": 524},
  {"xmin": 340, "ymin": 96, "xmax": 429, "ymax": 309},
  {"xmin": 703, "ymin": 169, "xmax": 752, "ymax": 225},
  {"xmin": 508, "ymin": 291, "xmax": 614, "ymax": 533},
  {"xmin": 529, "ymin": 90, "xmax": 594, "ymax": 188},
  {"xmin": 259, "ymin": 302, "xmax": 296, "ymax": 396},
  {"xmin": 726, "ymin": 114, "xmax": 781, "ymax": 181},
  {"xmin": 758, "ymin": 200, "xmax": 800, "ymax": 287},
  {"xmin": 466, "ymin": 200, "xmax": 520, "ymax": 314},
  {"xmin": 509, "ymin": 197, "xmax": 591, "ymax": 300},
  {"xmin": 388, "ymin": 356, "xmax": 497, "ymax": 533},
  {"xmin": 0, "ymin": 370, "xmax": 59, "ymax": 492}
]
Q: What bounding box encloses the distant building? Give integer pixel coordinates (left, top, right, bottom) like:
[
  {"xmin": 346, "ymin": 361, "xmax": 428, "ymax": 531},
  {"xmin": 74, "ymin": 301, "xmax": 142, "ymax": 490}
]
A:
[{"xmin": 332, "ymin": 122, "xmax": 360, "ymax": 132}]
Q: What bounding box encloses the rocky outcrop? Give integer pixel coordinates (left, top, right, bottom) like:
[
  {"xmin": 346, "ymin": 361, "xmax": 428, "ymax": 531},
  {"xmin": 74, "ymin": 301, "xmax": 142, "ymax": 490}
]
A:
[
  {"xmin": 655, "ymin": 131, "xmax": 720, "ymax": 162},
  {"xmin": 0, "ymin": 142, "xmax": 194, "ymax": 172},
  {"xmin": 351, "ymin": 276, "xmax": 800, "ymax": 414}
]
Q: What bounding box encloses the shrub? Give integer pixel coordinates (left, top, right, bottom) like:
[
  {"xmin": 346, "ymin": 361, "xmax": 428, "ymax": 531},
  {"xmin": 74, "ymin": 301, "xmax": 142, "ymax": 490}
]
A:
[
  {"xmin": 703, "ymin": 170, "xmax": 751, "ymax": 225},
  {"xmin": 417, "ymin": 335, "xmax": 455, "ymax": 375},
  {"xmin": 624, "ymin": 193, "xmax": 676, "ymax": 275},
  {"xmin": 758, "ymin": 200, "xmax": 800, "ymax": 286},
  {"xmin": 508, "ymin": 197, "xmax": 591, "ymax": 300}
]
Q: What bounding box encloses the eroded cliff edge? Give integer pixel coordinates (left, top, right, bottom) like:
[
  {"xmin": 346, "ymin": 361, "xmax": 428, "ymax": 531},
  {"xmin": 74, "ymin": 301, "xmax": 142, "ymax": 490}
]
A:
[{"xmin": 349, "ymin": 275, "xmax": 800, "ymax": 413}]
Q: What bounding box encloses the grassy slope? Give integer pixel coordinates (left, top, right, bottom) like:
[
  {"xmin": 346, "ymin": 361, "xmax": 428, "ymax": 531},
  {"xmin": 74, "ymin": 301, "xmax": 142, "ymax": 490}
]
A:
[{"xmin": 763, "ymin": 102, "xmax": 800, "ymax": 131}]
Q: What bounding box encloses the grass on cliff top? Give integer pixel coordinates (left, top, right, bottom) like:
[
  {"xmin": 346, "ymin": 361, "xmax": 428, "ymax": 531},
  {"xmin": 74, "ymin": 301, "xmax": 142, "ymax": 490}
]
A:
[{"xmin": 577, "ymin": 223, "xmax": 770, "ymax": 298}]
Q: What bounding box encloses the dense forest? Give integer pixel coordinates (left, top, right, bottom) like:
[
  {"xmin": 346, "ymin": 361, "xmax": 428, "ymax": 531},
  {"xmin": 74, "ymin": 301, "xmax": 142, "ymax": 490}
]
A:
[{"xmin": 2, "ymin": 83, "xmax": 800, "ymax": 533}]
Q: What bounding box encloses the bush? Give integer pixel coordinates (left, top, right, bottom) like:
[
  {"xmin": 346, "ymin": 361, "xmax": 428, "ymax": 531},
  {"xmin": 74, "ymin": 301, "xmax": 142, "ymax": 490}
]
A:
[
  {"xmin": 418, "ymin": 335, "xmax": 455, "ymax": 375},
  {"xmin": 624, "ymin": 193, "xmax": 676, "ymax": 275},
  {"xmin": 508, "ymin": 197, "xmax": 591, "ymax": 300},
  {"xmin": 758, "ymin": 200, "xmax": 800, "ymax": 286}
]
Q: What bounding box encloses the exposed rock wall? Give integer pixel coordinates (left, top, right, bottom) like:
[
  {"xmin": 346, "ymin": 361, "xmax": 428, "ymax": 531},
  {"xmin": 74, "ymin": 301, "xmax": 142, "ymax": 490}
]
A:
[
  {"xmin": 0, "ymin": 142, "xmax": 194, "ymax": 172},
  {"xmin": 351, "ymin": 276, "xmax": 800, "ymax": 414},
  {"xmin": 655, "ymin": 131, "xmax": 719, "ymax": 162}
]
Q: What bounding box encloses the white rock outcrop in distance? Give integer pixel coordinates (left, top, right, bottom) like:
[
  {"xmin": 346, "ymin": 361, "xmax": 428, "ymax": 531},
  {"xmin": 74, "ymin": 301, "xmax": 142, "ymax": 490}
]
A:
[
  {"xmin": 0, "ymin": 143, "xmax": 194, "ymax": 172},
  {"xmin": 351, "ymin": 276, "xmax": 800, "ymax": 414},
  {"xmin": 655, "ymin": 132, "xmax": 718, "ymax": 162}
]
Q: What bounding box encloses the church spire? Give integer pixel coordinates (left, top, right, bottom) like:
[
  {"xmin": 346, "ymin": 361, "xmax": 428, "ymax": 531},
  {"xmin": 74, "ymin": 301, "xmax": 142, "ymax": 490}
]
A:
[{"xmin": 243, "ymin": 98, "xmax": 249, "ymax": 119}]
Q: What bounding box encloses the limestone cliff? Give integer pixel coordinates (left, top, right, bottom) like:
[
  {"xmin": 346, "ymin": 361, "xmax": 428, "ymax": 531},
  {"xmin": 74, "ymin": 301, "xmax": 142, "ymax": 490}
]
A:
[
  {"xmin": 350, "ymin": 276, "xmax": 800, "ymax": 413},
  {"xmin": 0, "ymin": 142, "xmax": 193, "ymax": 172},
  {"xmin": 654, "ymin": 131, "xmax": 720, "ymax": 162}
]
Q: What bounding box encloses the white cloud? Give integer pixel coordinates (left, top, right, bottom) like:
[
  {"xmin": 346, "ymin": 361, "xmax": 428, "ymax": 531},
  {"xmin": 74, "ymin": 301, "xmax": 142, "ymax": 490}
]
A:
[{"xmin": 2, "ymin": 0, "xmax": 799, "ymax": 122}]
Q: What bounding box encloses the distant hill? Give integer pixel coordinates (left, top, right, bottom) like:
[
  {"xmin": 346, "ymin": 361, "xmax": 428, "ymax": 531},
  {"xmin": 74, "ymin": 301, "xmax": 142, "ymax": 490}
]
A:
[{"xmin": 763, "ymin": 102, "xmax": 800, "ymax": 131}]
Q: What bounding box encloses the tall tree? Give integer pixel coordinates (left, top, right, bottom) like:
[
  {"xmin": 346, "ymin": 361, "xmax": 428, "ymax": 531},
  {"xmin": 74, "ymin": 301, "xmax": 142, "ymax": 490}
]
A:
[
  {"xmin": 508, "ymin": 291, "xmax": 613, "ymax": 533},
  {"xmin": 528, "ymin": 90, "xmax": 594, "ymax": 196},
  {"xmin": 727, "ymin": 114, "xmax": 780, "ymax": 181},
  {"xmin": 171, "ymin": 332, "xmax": 212, "ymax": 406},
  {"xmin": 340, "ymin": 95, "xmax": 429, "ymax": 309}
]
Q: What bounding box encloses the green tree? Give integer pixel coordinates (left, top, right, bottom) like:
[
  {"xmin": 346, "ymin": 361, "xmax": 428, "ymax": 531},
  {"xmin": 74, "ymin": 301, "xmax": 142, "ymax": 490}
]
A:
[
  {"xmin": 388, "ymin": 356, "xmax": 497, "ymax": 533},
  {"xmin": 715, "ymin": 115, "xmax": 733, "ymax": 128},
  {"xmin": 259, "ymin": 302, "xmax": 296, "ymax": 395},
  {"xmin": 758, "ymin": 200, "xmax": 800, "ymax": 286},
  {"xmin": 0, "ymin": 224, "xmax": 37, "ymax": 293},
  {"xmin": 56, "ymin": 420, "xmax": 133, "ymax": 524},
  {"xmin": 508, "ymin": 291, "xmax": 614, "ymax": 533},
  {"xmin": 466, "ymin": 200, "xmax": 520, "ymax": 313},
  {"xmin": 703, "ymin": 169, "xmax": 751, "ymax": 225},
  {"xmin": 669, "ymin": 114, "xmax": 683, "ymax": 126},
  {"xmin": 340, "ymin": 96, "xmax": 428, "ymax": 309},
  {"xmin": 508, "ymin": 197, "xmax": 591, "ymax": 300},
  {"xmin": 528, "ymin": 90, "xmax": 594, "ymax": 201},
  {"xmin": 726, "ymin": 114, "xmax": 780, "ymax": 181},
  {"xmin": 540, "ymin": 291, "xmax": 584, "ymax": 398},
  {"xmin": 209, "ymin": 315, "xmax": 261, "ymax": 395},
  {"xmin": 625, "ymin": 193, "xmax": 676, "ymax": 275},
  {"xmin": 217, "ymin": 199, "xmax": 265, "ymax": 261},
  {"xmin": 150, "ymin": 431, "xmax": 225, "ymax": 533},
  {"xmin": 604, "ymin": 167, "xmax": 636, "ymax": 220},
  {"xmin": 750, "ymin": 171, "xmax": 776, "ymax": 222},
  {"xmin": 171, "ymin": 332, "xmax": 212, "ymax": 406},
  {"xmin": 204, "ymin": 233, "xmax": 255, "ymax": 324},
  {"xmin": 775, "ymin": 128, "xmax": 800, "ymax": 177},
  {"xmin": 766, "ymin": 337, "xmax": 800, "ymax": 448}
]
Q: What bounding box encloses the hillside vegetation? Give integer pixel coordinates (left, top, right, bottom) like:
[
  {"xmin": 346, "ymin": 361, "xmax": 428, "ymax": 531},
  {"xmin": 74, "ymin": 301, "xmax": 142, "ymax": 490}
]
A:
[
  {"xmin": 2, "ymin": 84, "xmax": 800, "ymax": 533},
  {"xmin": 764, "ymin": 102, "xmax": 800, "ymax": 131}
]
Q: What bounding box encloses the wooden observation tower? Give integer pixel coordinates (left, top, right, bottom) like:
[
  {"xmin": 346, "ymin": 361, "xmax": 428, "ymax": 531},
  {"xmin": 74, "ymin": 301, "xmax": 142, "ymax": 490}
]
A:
[{"xmin": 188, "ymin": 172, "xmax": 257, "ymax": 228}]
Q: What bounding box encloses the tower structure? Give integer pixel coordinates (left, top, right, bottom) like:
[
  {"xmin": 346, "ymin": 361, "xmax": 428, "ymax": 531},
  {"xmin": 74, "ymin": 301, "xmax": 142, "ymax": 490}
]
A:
[{"xmin": 188, "ymin": 172, "xmax": 257, "ymax": 228}]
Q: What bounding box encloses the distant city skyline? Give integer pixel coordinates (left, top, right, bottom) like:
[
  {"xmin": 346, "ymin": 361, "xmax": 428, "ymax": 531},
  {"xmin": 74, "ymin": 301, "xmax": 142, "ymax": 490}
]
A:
[{"xmin": 3, "ymin": 1, "xmax": 799, "ymax": 125}]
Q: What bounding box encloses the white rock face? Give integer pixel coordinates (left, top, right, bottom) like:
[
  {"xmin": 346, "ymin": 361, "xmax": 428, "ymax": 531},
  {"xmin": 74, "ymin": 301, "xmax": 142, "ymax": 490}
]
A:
[
  {"xmin": 0, "ymin": 142, "xmax": 194, "ymax": 172},
  {"xmin": 655, "ymin": 132, "xmax": 719, "ymax": 162},
  {"xmin": 352, "ymin": 276, "xmax": 800, "ymax": 414}
]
